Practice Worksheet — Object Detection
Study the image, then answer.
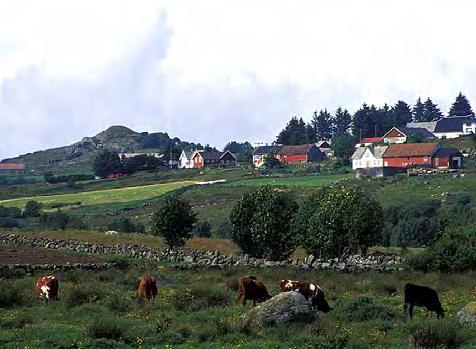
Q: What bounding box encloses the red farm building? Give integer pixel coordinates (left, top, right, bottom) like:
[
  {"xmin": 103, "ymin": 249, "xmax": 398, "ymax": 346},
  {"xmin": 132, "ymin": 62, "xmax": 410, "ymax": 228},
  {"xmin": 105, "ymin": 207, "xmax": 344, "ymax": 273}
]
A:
[
  {"xmin": 382, "ymin": 143, "xmax": 462, "ymax": 169},
  {"xmin": 192, "ymin": 150, "xmax": 236, "ymax": 168},
  {"xmin": 276, "ymin": 144, "xmax": 325, "ymax": 164}
]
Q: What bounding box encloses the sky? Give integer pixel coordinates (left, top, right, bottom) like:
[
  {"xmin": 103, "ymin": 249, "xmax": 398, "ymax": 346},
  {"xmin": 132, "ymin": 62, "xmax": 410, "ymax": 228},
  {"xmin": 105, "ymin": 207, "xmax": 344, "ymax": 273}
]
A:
[{"xmin": 1, "ymin": 0, "xmax": 476, "ymax": 160}]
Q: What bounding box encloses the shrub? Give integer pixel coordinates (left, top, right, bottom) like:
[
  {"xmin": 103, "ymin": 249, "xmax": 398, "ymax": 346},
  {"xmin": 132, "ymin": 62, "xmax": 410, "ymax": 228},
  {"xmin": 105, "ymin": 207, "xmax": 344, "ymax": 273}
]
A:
[
  {"xmin": 408, "ymin": 228, "xmax": 476, "ymax": 272},
  {"xmin": 64, "ymin": 285, "xmax": 104, "ymax": 309},
  {"xmin": 107, "ymin": 216, "xmax": 144, "ymax": 233},
  {"xmin": 105, "ymin": 293, "xmax": 133, "ymax": 314},
  {"xmin": 408, "ymin": 319, "xmax": 466, "ymax": 349},
  {"xmin": 298, "ymin": 187, "xmax": 383, "ymax": 258},
  {"xmin": 23, "ymin": 200, "xmax": 42, "ymax": 217},
  {"xmin": 335, "ymin": 295, "xmax": 399, "ymax": 322},
  {"xmin": 0, "ymin": 217, "xmax": 19, "ymax": 228},
  {"xmin": 193, "ymin": 220, "xmax": 212, "ymax": 238},
  {"xmin": 151, "ymin": 196, "xmax": 197, "ymax": 248},
  {"xmin": 87, "ymin": 317, "xmax": 125, "ymax": 341},
  {"xmin": 169, "ymin": 284, "xmax": 232, "ymax": 311},
  {"xmin": 0, "ymin": 281, "xmax": 32, "ymax": 308},
  {"xmin": 0, "ymin": 313, "xmax": 34, "ymax": 329},
  {"xmin": 39, "ymin": 209, "xmax": 70, "ymax": 231},
  {"xmin": 230, "ymin": 185, "xmax": 298, "ymax": 259}
]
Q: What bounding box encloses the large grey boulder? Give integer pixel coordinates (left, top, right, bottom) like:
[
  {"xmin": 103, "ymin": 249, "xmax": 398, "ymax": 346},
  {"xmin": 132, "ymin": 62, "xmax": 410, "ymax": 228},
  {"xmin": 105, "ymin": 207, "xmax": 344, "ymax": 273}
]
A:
[
  {"xmin": 242, "ymin": 291, "xmax": 314, "ymax": 326},
  {"xmin": 456, "ymin": 301, "xmax": 476, "ymax": 326}
]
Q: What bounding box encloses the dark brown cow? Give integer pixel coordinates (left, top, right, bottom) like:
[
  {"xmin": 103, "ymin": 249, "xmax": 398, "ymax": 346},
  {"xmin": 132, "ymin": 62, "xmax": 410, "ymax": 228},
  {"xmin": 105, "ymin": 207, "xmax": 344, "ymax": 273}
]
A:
[
  {"xmin": 404, "ymin": 283, "xmax": 444, "ymax": 319},
  {"xmin": 237, "ymin": 276, "xmax": 271, "ymax": 307},
  {"xmin": 137, "ymin": 276, "xmax": 158, "ymax": 301},
  {"xmin": 280, "ymin": 279, "xmax": 331, "ymax": 312},
  {"xmin": 35, "ymin": 276, "xmax": 59, "ymax": 303}
]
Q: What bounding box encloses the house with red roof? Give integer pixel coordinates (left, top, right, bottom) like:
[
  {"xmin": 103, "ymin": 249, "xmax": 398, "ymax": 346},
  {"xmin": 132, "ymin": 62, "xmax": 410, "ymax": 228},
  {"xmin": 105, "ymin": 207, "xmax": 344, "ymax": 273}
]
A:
[
  {"xmin": 276, "ymin": 144, "xmax": 325, "ymax": 164},
  {"xmin": 192, "ymin": 150, "xmax": 236, "ymax": 168},
  {"xmin": 0, "ymin": 163, "xmax": 26, "ymax": 175},
  {"xmin": 382, "ymin": 143, "xmax": 462, "ymax": 169}
]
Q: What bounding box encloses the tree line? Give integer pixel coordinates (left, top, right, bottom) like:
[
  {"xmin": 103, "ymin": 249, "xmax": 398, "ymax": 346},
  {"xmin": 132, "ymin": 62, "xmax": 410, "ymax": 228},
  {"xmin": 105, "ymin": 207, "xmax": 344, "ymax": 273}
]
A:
[{"xmin": 276, "ymin": 93, "xmax": 474, "ymax": 146}]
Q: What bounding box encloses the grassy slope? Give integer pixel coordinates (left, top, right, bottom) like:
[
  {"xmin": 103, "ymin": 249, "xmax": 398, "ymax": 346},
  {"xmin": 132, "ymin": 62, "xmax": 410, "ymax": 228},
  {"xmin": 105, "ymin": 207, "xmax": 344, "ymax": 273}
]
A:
[{"xmin": 0, "ymin": 181, "xmax": 195, "ymax": 208}]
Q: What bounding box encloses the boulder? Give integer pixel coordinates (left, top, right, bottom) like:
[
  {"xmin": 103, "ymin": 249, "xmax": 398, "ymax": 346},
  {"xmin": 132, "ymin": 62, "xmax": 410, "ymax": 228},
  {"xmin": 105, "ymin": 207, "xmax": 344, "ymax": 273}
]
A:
[
  {"xmin": 456, "ymin": 302, "xmax": 476, "ymax": 326},
  {"xmin": 242, "ymin": 291, "xmax": 314, "ymax": 326}
]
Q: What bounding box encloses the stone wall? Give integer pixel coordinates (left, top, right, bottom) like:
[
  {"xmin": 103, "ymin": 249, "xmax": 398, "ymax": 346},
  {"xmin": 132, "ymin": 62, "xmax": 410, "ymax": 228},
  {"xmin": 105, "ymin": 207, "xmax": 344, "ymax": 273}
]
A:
[{"xmin": 0, "ymin": 233, "xmax": 405, "ymax": 272}]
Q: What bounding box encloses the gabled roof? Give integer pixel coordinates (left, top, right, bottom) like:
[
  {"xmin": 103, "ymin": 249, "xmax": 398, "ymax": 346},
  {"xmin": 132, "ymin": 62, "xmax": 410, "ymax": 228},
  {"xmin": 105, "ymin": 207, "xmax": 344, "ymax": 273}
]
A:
[
  {"xmin": 0, "ymin": 163, "xmax": 26, "ymax": 170},
  {"xmin": 406, "ymin": 121, "xmax": 437, "ymax": 132},
  {"xmin": 351, "ymin": 146, "xmax": 388, "ymax": 160},
  {"xmin": 384, "ymin": 126, "xmax": 435, "ymax": 139},
  {"xmin": 432, "ymin": 147, "xmax": 462, "ymax": 157},
  {"xmin": 180, "ymin": 150, "xmax": 193, "ymax": 159},
  {"xmin": 277, "ymin": 144, "xmax": 316, "ymax": 156},
  {"xmin": 361, "ymin": 137, "xmax": 383, "ymax": 143},
  {"xmin": 382, "ymin": 143, "xmax": 438, "ymax": 158},
  {"xmin": 434, "ymin": 116, "xmax": 476, "ymax": 133},
  {"xmin": 316, "ymin": 141, "xmax": 331, "ymax": 148},
  {"xmin": 193, "ymin": 150, "xmax": 236, "ymax": 161},
  {"xmin": 253, "ymin": 145, "xmax": 282, "ymax": 155}
]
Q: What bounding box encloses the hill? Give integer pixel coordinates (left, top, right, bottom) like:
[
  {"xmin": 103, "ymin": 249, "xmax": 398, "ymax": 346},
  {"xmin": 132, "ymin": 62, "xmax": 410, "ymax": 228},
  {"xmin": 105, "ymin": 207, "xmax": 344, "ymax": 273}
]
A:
[{"xmin": 1, "ymin": 126, "xmax": 201, "ymax": 175}]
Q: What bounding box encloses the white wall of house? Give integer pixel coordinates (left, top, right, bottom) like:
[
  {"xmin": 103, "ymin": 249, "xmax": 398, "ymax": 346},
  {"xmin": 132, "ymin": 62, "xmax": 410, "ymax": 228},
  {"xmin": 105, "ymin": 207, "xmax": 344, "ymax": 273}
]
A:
[
  {"xmin": 352, "ymin": 148, "xmax": 383, "ymax": 170},
  {"xmin": 383, "ymin": 136, "xmax": 406, "ymax": 144},
  {"xmin": 433, "ymin": 132, "xmax": 464, "ymax": 139},
  {"xmin": 179, "ymin": 151, "xmax": 194, "ymax": 169}
]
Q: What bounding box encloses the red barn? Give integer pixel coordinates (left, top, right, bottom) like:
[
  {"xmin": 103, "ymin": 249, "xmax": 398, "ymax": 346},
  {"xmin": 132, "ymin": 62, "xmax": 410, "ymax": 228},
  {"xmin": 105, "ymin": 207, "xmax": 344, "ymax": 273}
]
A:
[
  {"xmin": 382, "ymin": 143, "xmax": 438, "ymax": 168},
  {"xmin": 432, "ymin": 148, "xmax": 463, "ymax": 169},
  {"xmin": 276, "ymin": 144, "xmax": 325, "ymax": 164},
  {"xmin": 192, "ymin": 150, "xmax": 236, "ymax": 168}
]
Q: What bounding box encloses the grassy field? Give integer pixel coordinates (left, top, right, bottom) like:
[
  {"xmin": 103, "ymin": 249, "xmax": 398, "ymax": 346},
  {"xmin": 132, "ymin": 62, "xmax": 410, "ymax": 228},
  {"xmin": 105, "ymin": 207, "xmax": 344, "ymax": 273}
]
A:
[
  {"xmin": 0, "ymin": 181, "xmax": 195, "ymax": 209},
  {"xmin": 0, "ymin": 258, "xmax": 474, "ymax": 349},
  {"xmin": 224, "ymin": 174, "xmax": 350, "ymax": 187}
]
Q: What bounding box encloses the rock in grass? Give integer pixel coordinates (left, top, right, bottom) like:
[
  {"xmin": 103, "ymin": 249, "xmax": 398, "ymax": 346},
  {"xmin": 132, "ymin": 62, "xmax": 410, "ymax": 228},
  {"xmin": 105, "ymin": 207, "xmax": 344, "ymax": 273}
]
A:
[
  {"xmin": 242, "ymin": 291, "xmax": 314, "ymax": 326},
  {"xmin": 456, "ymin": 301, "xmax": 476, "ymax": 326}
]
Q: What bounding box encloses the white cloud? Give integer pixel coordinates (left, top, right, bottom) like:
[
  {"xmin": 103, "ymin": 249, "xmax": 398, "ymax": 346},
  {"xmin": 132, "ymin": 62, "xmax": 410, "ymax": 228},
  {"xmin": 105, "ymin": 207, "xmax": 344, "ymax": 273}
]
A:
[{"xmin": 1, "ymin": 0, "xmax": 476, "ymax": 160}]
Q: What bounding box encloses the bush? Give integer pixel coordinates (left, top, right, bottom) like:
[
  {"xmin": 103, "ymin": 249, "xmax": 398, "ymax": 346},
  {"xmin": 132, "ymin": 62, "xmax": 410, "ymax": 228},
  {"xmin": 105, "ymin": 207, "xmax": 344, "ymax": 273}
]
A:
[
  {"xmin": 105, "ymin": 293, "xmax": 133, "ymax": 314},
  {"xmin": 169, "ymin": 284, "xmax": 232, "ymax": 311},
  {"xmin": 23, "ymin": 200, "xmax": 42, "ymax": 217},
  {"xmin": 151, "ymin": 196, "xmax": 197, "ymax": 248},
  {"xmin": 0, "ymin": 217, "xmax": 19, "ymax": 228},
  {"xmin": 39, "ymin": 209, "xmax": 70, "ymax": 230},
  {"xmin": 87, "ymin": 317, "xmax": 125, "ymax": 340},
  {"xmin": 0, "ymin": 281, "xmax": 32, "ymax": 308},
  {"xmin": 408, "ymin": 228, "xmax": 476, "ymax": 272},
  {"xmin": 408, "ymin": 319, "xmax": 466, "ymax": 349},
  {"xmin": 193, "ymin": 220, "xmax": 212, "ymax": 238},
  {"xmin": 230, "ymin": 185, "xmax": 298, "ymax": 259},
  {"xmin": 335, "ymin": 295, "xmax": 399, "ymax": 322},
  {"xmin": 64, "ymin": 285, "xmax": 104, "ymax": 309},
  {"xmin": 107, "ymin": 216, "xmax": 144, "ymax": 233},
  {"xmin": 298, "ymin": 187, "xmax": 383, "ymax": 258}
]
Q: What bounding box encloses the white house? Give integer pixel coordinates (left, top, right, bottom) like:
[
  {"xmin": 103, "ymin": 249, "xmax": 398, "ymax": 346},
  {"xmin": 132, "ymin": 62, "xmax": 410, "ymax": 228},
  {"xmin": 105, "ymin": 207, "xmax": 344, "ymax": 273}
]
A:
[
  {"xmin": 408, "ymin": 116, "xmax": 476, "ymax": 139},
  {"xmin": 179, "ymin": 150, "xmax": 194, "ymax": 169},
  {"xmin": 351, "ymin": 146, "xmax": 388, "ymax": 170}
]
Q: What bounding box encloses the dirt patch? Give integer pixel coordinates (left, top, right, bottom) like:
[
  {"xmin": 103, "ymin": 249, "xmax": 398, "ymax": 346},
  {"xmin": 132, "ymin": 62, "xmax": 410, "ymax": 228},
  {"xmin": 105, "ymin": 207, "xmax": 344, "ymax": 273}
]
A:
[{"xmin": 0, "ymin": 245, "xmax": 104, "ymax": 264}]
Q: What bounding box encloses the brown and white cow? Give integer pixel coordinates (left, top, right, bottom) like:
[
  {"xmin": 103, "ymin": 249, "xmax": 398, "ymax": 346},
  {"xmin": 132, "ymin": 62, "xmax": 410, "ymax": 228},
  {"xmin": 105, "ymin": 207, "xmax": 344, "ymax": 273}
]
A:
[
  {"xmin": 35, "ymin": 276, "xmax": 59, "ymax": 303},
  {"xmin": 137, "ymin": 276, "xmax": 158, "ymax": 301},
  {"xmin": 237, "ymin": 276, "xmax": 271, "ymax": 307},
  {"xmin": 280, "ymin": 279, "xmax": 331, "ymax": 313}
]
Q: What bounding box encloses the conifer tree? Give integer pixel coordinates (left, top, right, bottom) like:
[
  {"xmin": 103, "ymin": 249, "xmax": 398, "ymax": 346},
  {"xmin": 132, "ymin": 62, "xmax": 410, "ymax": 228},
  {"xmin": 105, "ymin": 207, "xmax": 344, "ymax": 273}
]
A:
[
  {"xmin": 412, "ymin": 98, "xmax": 426, "ymax": 122},
  {"xmin": 448, "ymin": 92, "xmax": 474, "ymax": 117},
  {"xmin": 422, "ymin": 98, "xmax": 443, "ymax": 121},
  {"xmin": 334, "ymin": 107, "xmax": 352, "ymax": 135},
  {"xmin": 312, "ymin": 109, "xmax": 333, "ymax": 140}
]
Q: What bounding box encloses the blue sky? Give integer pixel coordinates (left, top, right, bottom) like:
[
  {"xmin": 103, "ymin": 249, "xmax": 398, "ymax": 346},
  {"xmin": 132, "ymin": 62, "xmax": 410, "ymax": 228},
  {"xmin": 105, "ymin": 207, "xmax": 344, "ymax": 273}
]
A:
[{"xmin": 1, "ymin": 0, "xmax": 476, "ymax": 160}]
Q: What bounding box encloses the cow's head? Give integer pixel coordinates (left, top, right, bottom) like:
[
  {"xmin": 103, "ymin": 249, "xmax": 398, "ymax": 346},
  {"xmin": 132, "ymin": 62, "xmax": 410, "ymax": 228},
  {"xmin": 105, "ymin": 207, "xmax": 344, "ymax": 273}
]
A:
[
  {"xmin": 280, "ymin": 279, "xmax": 298, "ymax": 292},
  {"xmin": 256, "ymin": 281, "xmax": 272, "ymax": 302}
]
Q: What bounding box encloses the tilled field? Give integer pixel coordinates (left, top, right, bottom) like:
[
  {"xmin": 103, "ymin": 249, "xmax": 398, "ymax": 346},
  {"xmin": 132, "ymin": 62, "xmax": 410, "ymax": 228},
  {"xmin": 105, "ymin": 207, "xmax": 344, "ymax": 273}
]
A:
[{"xmin": 0, "ymin": 245, "xmax": 103, "ymax": 264}]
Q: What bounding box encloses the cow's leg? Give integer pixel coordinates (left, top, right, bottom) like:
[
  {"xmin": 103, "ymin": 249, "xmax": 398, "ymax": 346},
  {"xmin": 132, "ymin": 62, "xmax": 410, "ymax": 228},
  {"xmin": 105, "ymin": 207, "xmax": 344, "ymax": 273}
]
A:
[
  {"xmin": 237, "ymin": 293, "xmax": 243, "ymax": 305},
  {"xmin": 408, "ymin": 304, "xmax": 414, "ymax": 319},
  {"xmin": 252, "ymin": 299, "xmax": 256, "ymax": 307},
  {"xmin": 242, "ymin": 296, "xmax": 247, "ymax": 306}
]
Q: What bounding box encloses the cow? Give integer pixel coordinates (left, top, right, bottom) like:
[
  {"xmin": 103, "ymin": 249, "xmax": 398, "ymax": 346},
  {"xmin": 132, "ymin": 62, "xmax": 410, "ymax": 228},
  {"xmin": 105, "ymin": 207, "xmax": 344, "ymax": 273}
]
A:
[
  {"xmin": 280, "ymin": 279, "xmax": 332, "ymax": 313},
  {"xmin": 404, "ymin": 283, "xmax": 444, "ymax": 319},
  {"xmin": 237, "ymin": 276, "xmax": 271, "ymax": 307},
  {"xmin": 35, "ymin": 276, "xmax": 59, "ymax": 303},
  {"xmin": 137, "ymin": 276, "xmax": 158, "ymax": 302}
]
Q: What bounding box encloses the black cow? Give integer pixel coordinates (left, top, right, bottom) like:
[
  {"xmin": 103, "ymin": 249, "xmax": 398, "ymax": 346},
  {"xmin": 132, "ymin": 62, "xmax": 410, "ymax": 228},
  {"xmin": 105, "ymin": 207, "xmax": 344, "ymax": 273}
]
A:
[{"xmin": 404, "ymin": 283, "xmax": 444, "ymax": 319}]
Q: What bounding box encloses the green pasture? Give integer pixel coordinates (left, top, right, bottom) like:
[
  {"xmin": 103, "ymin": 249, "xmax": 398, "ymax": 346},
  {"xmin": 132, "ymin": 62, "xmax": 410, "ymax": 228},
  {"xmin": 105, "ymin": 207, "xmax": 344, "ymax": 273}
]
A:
[
  {"xmin": 0, "ymin": 181, "xmax": 195, "ymax": 209},
  {"xmin": 224, "ymin": 173, "xmax": 350, "ymax": 187}
]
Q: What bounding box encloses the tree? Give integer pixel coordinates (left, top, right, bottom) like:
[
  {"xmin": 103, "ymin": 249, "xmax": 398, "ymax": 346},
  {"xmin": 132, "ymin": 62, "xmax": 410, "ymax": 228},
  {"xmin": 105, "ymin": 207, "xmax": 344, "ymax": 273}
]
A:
[
  {"xmin": 122, "ymin": 154, "xmax": 162, "ymax": 175},
  {"xmin": 276, "ymin": 117, "xmax": 309, "ymax": 145},
  {"xmin": 448, "ymin": 92, "xmax": 474, "ymax": 116},
  {"xmin": 412, "ymin": 98, "xmax": 426, "ymax": 122},
  {"xmin": 262, "ymin": 153, "xmax": 281, "ymax": 169},
  {"xmin": 422, "ymin": 98, "xmax": 443, "ymax": 121},
  {"xmin": 230, "ymin": 186, "xmax": 298, "ymax": 260},
  {"xmin": 331, "ymin": 133, "xmax": 357, "ymax": 165},
  {"xmin": 40, "ymin": 210, "xmax": 70, "ymax": 231},
  {"xmin": 334, "ymin": 107, "xmax": 352, "ymax": 135},
  {"xmin": 23, "ymin": 200, "xmax": 42, "ymax": 218},
  {"xmin": 299, "ymin": 187, "xmax": 383, "ymax": 258},
  {"xmin": 92, "ymin": 149, "xmax": 123, "ymax": 178},
  {"xmin": 224, "ymin": 141, "xmax": 253, "ymax": 163},
  {"xmin": 312, "ymin": 109, "xmax": 333, "ymax": 140},
  {"xmin": 108, "ymin": 216, "xmax": 145, "ymax": 233},
  {"xmin": 352, "ymin": 104, "xmax": 380, "ymax": 139},
  {"xmin": 151, "ymin": 196, "xmax": 197, "ymax": 248},
  {"xmin": 390, "ymin": 101, "xmax": 413, "ymax": 127}
]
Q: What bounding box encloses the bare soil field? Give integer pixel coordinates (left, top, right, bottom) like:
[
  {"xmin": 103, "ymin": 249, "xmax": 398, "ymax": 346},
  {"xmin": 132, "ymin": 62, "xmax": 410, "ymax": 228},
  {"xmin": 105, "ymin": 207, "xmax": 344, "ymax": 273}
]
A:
[{"xmin": 0, "ymin": 245, "xmax": 103, "ymax": 264}]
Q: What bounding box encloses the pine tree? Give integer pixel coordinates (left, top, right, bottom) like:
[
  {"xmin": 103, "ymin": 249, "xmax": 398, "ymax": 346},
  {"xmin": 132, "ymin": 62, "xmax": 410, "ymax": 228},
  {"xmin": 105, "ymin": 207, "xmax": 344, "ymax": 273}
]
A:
[
  {"xmin": 276, "ymin": 117, "xmax": 309, "ymax": 145},
  {"xmin": 352, "ymin": 104, "xmax": 379, "ymax": 139},
  {"xmin": 448, "ymin": 92, "xmax": 474, "ymax": 117},
  {"xmin": 378, "ymin": 104, "xmax": 391, "ymax": 135},
  {"xmin": 312, "ymin": 109, "xmax": 333, "ymax": 140},
  {"xmin": 422, "ymin": 98, "xmax": 443, "ymax": 121},
  {"xmin": 334, "ymin": 107, "xmax": 352, "ymax": 135},
  {"xmin": 412, "ymin": 98, "xmax": 426, "ymax": 122},
  {"xmin": 390, "ymin": 101, "xmax": 413, "ymax": 127}
]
